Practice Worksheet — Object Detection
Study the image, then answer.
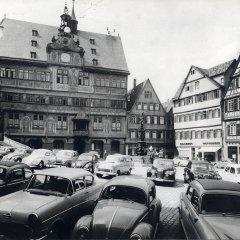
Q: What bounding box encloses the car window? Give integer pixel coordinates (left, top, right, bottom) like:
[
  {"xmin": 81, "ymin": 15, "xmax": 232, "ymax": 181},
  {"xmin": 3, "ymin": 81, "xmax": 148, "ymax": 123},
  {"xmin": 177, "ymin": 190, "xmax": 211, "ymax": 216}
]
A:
[
  {"xmin": 225, "ymin": 166, "xmax": 230, "ymax": 172},
  {"xmin": 191, "ymin": 190, "xmax": 200, "ymax": 211},
  {"xmin": 24, "ymin": 168, "xmax": 32, "ymax": 179},
  {"xmin": 11, "ymin": 168, "xmax": 24, "ymax": 181},
  {"xmin": 186, "ymin": 186, "xmax": 194, "ymax": 200},
  {"xmin": 230, "ymin": 167, "xmax": 236, "ymax": 174},
  {"xmin": 85, "ymin": 175, "xmax": 94, "ymax": 187},
  {"xmin": 74, "ymin": 178, "xmax": 85, "ymax": 191}
]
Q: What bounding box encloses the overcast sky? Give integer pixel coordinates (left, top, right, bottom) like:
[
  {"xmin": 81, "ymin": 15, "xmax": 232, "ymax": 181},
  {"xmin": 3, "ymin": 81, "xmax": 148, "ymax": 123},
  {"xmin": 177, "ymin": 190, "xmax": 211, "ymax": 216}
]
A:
[{"xmin": 1, "ymin": 0, "xmax": 240, "ymax": 103}]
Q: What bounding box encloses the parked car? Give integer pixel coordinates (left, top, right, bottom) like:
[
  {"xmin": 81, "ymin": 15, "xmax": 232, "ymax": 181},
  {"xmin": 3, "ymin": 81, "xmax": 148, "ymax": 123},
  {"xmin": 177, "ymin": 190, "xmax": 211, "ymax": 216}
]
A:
[
  {"xmin": 220, "ymin": 164, "xmax": 240, "ymax": 183},
  {"xmin": 88, "ymin": 150, "xmax": 100, "ymax": 160},
  {"xmin": 147, "ymin": 158, "xmax": 176, "ymax": 185},
  {"xmin": 72, "ymin": 153, "xmax": 97, "ymax": 173},
  {"xmin": 179, "ymin": 179, "xmax": 240, "ymax": 239},
  {"xmin": 0, "ymin": 146, "xmax": 16, "ymax": 160},
  {"xmin": 22, "ymin": 149, "xmax": 56, "ymax": 168},
  {"xmin": 2, "ymin": 148, "xmax": 33, "ymax": 162},
  {"xmin": 0, "ymin": 167, "xmax": 104, "ymax": 239},
  {"xmin": 173, "ymin": 157, "xmax": 190, "ymax": 167},
  {"xmin": 183, "ymin": 160, "xmax": 222, "ymax": 183},
  {"xmin": 55, "ymin": 150, "xmax": 79, "ymax": 167},
  {"xmin": 213, "ymin": 158, "xmax": 235, "ymax": 169},
  {"xmin": 72, "ymin": 175, "xmax": 162, "ymax": 239},
  {"xmin": 96, "ymin": 154, "xmax": 134, "ymax": 177},
  {"xmin": 0, "ymin": 161, "xmax": 33, "ymax": 196}
]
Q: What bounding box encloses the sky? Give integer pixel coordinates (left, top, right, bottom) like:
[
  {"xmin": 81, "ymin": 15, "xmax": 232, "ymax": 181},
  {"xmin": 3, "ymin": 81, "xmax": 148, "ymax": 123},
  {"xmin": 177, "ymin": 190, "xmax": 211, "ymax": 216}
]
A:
[{"xmin": 1, "ymin": 0, "xmax": 240, "ymax": 103}]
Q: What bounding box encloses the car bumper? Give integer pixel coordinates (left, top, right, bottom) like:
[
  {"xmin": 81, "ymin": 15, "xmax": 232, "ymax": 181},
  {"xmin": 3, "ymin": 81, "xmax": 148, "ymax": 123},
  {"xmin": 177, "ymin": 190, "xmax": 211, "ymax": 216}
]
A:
[
  {"xmin": 96, "ymin": 171, "xmax": 116, "ymax": 177},
  {"xmin": 147, "ymin": 177, "xmax": 175, "ymax": 182}
]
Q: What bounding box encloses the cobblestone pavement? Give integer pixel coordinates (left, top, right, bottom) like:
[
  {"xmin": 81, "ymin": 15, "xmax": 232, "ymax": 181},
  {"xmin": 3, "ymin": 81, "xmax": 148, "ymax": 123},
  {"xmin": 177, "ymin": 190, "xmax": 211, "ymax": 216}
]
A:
[{"xmin": 132, "ymin": 166, "xmax": 187, "ymax": 239}]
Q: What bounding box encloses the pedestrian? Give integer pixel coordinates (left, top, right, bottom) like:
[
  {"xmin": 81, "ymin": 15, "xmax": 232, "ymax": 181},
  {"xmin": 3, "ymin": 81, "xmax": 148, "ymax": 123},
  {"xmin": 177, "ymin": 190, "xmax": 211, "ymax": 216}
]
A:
[{"xmin": 103, "ymin": 150, "xmax": 107, "ymax": 160}]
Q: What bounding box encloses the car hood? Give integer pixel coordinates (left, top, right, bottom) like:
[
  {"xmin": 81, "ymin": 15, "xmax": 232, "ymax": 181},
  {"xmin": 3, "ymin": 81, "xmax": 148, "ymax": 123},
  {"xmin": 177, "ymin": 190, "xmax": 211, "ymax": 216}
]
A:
[
  {"xmin": 203, "ymin": 215, "xmax": 240, "ymax": 239},
  {"xmin": 151, "ymin": 165, "xmax": 173, "ymax": 171},
  {"xmin": 0, "ymin": 191, "xmax": 59, "ymax": 224},
  {"xmin": 22, "ymin": 155, "xmax": 41, "ymax": 164},
  {"xmin": 92, "ymin": 199, "xmax": 147, "ymax": 239}
]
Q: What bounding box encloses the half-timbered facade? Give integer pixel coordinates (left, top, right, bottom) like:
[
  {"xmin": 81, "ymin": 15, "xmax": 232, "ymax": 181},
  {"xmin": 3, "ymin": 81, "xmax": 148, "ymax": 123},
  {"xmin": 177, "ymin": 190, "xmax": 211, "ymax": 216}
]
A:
[
  {"xmin": 0, "ymin": 3, "xmax": 129, "ymax": 156},
  {"xmin": 173, "ymin": 60, "xmax": 236, "ymax": 162},
  {"xmin": 223, "ymin": 56, "xmax": 240, "ymax": 163}
]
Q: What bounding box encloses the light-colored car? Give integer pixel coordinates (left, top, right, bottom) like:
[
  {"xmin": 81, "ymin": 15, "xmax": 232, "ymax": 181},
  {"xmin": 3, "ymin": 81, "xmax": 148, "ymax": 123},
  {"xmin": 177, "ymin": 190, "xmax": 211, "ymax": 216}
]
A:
[
  {"xmin": 173, "ymin": 157, "xmax": 190, "ymax": 167},
  {"xmin": 2, "ymin": 148, "xmax": 33, "ymax": 162},
  {"xmin": 179, "ymin": 179, "xmax": 240, "ymax": 239},
  {"xmin": 55, "ymin": 150, "xmax": 79, "ymax": 167},
  {"xmin": 96, "ymin": 154, "xmax": 134, "ymax": 177},
  {"xmin": 0, "ymin": 168, "xmax": 104, "ymax": 239},
  {"xmin": 213, "ymin": 158, "xmax": 235, "ymax": 169},
  {"xmin": 22, "ymin": 149, "xmax": 56, "ymax": 168},
  {"xmin": 0, "ymin": 146, "xmax": 16, "ymax": 159},
  {"xmin": 220, "ymin": 164, "xmax": 240, "ymax": 183}
]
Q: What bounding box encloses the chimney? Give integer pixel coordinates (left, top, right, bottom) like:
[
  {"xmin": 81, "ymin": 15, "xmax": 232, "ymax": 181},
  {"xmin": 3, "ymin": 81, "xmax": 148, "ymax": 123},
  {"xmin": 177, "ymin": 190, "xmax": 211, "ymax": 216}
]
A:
[{"xmin": 133, "ymin": 78, "xmax": 136, "ymax": 88}]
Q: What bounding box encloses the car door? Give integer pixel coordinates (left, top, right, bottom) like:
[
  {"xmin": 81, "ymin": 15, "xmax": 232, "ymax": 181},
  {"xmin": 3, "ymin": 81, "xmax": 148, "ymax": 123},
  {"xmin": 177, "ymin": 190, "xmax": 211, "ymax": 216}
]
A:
[
  {"xmin": 187, "ymin": 190, "xmax": 201, "ymax": 239},
  {"xmin": 6, "ymin": 167, "xmax": 26, "ymax": 194}
]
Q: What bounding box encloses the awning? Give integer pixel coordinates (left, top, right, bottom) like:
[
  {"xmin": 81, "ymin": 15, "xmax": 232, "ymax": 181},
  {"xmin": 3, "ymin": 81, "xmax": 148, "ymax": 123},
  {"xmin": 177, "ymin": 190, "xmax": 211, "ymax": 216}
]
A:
[{"xmin": 199, "ymin": 147, "xmax": 221, "ymax": 152}]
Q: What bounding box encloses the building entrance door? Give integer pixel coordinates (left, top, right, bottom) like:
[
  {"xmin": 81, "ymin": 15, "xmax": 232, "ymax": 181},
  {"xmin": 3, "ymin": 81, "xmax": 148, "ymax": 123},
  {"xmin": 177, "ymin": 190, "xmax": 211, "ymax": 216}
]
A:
[
  {"xmin": 74, "ymin": 139, "xmax": 85, "ymax": 154},
  {"xmin": 228, "ymin": 146, "xmax": 238, "ymax": 163},
  {"xmin": 111, "ymin": 141, "xmax": 120, "ymax": 154}
]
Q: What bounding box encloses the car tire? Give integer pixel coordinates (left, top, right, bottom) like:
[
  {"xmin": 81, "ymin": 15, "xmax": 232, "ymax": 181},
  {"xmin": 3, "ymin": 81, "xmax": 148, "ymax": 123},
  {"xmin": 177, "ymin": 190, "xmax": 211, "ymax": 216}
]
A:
[
  {"xmin": 66, "ymin": 163, "xmax": 71, "ymax": 168},
  {"xmin": 127, "ymin": 168, "xmax": 132, "ymax": 175},
  {"xmin": 16, "ymin": 158, "xmax": 22, "ymax": 162},
  {"xmin": 38, "ymin": 161, "xmax": 44, "ymax": 169},
  {"xmin": 96, "ymin": 173, "xmax": 102, "ymax": 178},
  {"xmin": 49, "ymin": 223, "xmax": 64, "ymax": 239}
]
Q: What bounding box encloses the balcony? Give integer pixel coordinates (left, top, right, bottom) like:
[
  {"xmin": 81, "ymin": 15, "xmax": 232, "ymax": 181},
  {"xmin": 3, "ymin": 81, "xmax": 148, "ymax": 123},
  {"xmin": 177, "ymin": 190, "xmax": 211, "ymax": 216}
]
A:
[{"xmin": 73, "ymin": 129, "xmax": 89, "ymax": 137}]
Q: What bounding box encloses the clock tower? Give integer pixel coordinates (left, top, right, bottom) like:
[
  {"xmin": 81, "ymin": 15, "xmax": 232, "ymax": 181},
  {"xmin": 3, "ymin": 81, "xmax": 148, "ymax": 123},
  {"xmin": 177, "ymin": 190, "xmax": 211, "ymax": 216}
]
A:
[{"xmin": 46, "ymin": 2, "xmax": 85, "ymax": 64}]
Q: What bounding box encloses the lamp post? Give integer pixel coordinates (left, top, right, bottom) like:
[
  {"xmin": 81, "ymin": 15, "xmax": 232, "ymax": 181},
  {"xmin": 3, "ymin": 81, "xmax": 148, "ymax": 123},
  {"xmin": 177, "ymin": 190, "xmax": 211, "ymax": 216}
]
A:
[{"xmin": 137, "ymin": 113, "xmax": 146, "ymax": 156}]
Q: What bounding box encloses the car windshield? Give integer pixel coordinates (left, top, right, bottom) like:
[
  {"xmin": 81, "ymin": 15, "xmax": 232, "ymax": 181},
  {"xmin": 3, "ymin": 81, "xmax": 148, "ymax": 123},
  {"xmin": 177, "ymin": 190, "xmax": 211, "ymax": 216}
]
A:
[
  {"xmin": 56, "ymin": 151, "xmax": 73, "ymax": 157},
  {"xmin": 105, "ymin": 156, "xmax": 121, "ymax": 163},
  {"xmin": 100, "ymin": 185, "xmax": 146, "ymax": 204},
  {"xmin": 79, "ymin": 154, "xmax": 92, "ymax": 161},
  {"xmin": 201, "ymin": 194, "xmax": 240, "ymax": 214},
  {"xmin": 0, "ymin": 167, "xmax": 6, "ymax": 180},
  {"xmin": 153, "ymin": 159, "xmax": 173, "ymax": 168},
  {"xmin": 192, "ymin": 163, "xmax": 214, "ymax": 171},
  {"xmin": 27, "ymin": 174, "xmax": 72, "ymax": 196}
]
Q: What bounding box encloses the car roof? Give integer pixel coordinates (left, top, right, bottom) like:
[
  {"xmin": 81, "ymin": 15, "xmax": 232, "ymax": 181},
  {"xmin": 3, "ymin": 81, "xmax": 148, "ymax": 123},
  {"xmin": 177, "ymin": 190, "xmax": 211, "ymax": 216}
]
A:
[
  {"xmin": 191, "ymin": 179, "xmax": 240, "ymax": 193},
  {"xmin": 190, "ymin": 160, "xmax": 210, "ymax": 164},
  {"xmin": 0, "ymin": 161, "xmax": 30, "ymax": 168},
  {"xmin": 34, "ymin": 167, "xmax": 92, "ymax": 180},
  {"xmin": 103, "ymin": 175, "xmax": 154, "ymax": 193}
]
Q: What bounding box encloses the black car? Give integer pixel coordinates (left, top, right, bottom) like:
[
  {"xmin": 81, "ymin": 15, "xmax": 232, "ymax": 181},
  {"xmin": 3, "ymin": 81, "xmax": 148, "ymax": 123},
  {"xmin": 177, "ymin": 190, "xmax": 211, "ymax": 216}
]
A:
[
  {"xmin": 72, "ymin": 175, "xmax": 162, "ymax": 239},
  {"xmin": 183, "ymin": 160, "xmax": 222, "ymax": 183},
  {"xmin": 0, "ymin": 161, "xmax": 33, "ymax": 196},
  {"xmin": 147, "ymin": 158, "xmax": 176, "ymax": 185}
]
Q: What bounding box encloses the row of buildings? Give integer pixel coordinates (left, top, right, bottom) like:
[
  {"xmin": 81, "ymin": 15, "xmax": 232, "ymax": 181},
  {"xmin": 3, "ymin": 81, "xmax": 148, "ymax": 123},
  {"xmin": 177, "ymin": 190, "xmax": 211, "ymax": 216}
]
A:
[
  {"xmin": 173, "ymin": 57, "xmax": 240, "ymax": 163},
  {"xmin": 0, "ymin": 3, "xmax": 175, "ymax": 158}
]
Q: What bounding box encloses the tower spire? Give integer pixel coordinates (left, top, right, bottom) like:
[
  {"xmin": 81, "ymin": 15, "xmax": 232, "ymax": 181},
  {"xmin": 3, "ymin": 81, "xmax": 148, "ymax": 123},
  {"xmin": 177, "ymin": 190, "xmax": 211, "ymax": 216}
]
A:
[{"xmin": 71, "ymin": 0, "xmax": 77, "ymax": 20}]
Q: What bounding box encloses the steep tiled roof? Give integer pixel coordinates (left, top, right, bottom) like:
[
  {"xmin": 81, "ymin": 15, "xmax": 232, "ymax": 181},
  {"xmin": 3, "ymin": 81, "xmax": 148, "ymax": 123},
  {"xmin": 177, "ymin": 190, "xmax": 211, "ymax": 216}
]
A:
[
  {"xmin": 0, "ymin": 18, "xmax": 129, "ymax": 72},
  {"xmin": 173, "ymin": 60, "xmax": 235, "ymax": 100},
  {"xmin": 127, "ymin": 80, "xmax": 146, "ymax": 111}
]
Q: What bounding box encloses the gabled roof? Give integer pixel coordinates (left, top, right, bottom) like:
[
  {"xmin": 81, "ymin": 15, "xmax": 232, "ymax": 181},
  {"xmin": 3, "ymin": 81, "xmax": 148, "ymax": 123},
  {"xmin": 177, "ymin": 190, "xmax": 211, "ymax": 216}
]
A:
[
  {"xmin": 127, "ymin": 80, "xmax": 146, "ymax": 111},
  {"xmin": 0, "ymin": 18, "xmax": 129, "ymax": 73},
  {"xmin": 173, "ymin": 59, "xmax": 235, "ymax": 100}
]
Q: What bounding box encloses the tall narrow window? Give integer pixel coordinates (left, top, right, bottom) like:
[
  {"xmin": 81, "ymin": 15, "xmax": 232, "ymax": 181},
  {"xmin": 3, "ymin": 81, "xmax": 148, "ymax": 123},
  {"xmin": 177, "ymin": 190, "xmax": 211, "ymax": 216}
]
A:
[
  {"xmin": 112, "ymin": 118, "xmax": 121, "ymax": 131},
  {"xmin": 32, "ymin": 30, "xmax": 38, "ymax": 36},
  {"xmin": 91, "ymin": 48, "xmax": 96, "ymax": 54},
  {"xmin": 92, "ymin": 59, "xmax": 98, "ymax": 66},
  {"xmin": 57, "ymin": 116, "xmax": 67, "ymax": 129},
  {"xmin": 31, "ymin": 40, "xmax": 37, "ymax": 47},
  {"xmin": 93, "ymin": 117, "xmax": 103, "ymax": 130},
  {"xmin": 30, "ymin": 52, "xmax": 37, "ymax": 59},
  {"xmin": 57, "ymin": 69, "xmax": 68, "ymax": 84},
  {"xmin": 8, "ymin": 113, "xmax": 19, "ymax": 128},
  {"xmin": 33, "ymin": 114, "xmax": 44, "ymax": 129}
]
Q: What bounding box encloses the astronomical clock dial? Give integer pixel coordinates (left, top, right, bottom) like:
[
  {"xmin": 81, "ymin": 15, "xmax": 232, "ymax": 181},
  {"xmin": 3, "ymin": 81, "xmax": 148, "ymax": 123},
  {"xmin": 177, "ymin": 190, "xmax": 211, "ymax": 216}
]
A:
[{"xmin": 61, "ymin": 53, "xmax": 71, "ymax": 63}]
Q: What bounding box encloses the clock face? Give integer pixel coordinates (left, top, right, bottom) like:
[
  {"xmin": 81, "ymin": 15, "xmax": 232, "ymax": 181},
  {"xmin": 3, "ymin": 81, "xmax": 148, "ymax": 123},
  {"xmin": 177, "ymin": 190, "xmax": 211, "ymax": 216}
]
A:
[
  {"xmin": 64, "ymin": 26, "xmax": 71, "ymax": 33},
  {"xmin": 61, "ymin": 53, "xmax": 71, "ymax": 63}
]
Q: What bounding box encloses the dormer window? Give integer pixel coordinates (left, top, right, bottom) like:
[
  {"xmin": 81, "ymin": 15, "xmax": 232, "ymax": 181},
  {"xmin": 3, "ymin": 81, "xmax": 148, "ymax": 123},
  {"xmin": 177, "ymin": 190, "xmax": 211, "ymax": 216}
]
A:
[
  {"xmin": 31, "ymin": 40, "xmax": 37, "ymax": 47},
  {"xmin": 91, "ymin": 48, "xmax": 96, "ymax": 54},
  {"xmin": 90, "ymin": 38, "xmax": 95, "ymax": 44},
  {"xmin": 30, "ymin": 52, "xmax": 37, "ymax": 59},
  {"xmin": 92, "ymin": 59, "xmax": 98, "ymax": 66},
  {"xmin": 32, "ymin": 30, "xmax": 38, "ymax": 36},
  {"xmin": 190, "ymin": 69, "xmax": 195, "ymax": 75}
]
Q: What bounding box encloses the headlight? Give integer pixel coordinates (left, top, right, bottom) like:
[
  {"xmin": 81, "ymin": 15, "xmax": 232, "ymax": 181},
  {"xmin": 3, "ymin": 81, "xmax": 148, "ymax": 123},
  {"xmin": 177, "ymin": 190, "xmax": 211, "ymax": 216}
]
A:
[{"xmin": 28, "ymin": 213, "xmax": 40, "ymax": 229}]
